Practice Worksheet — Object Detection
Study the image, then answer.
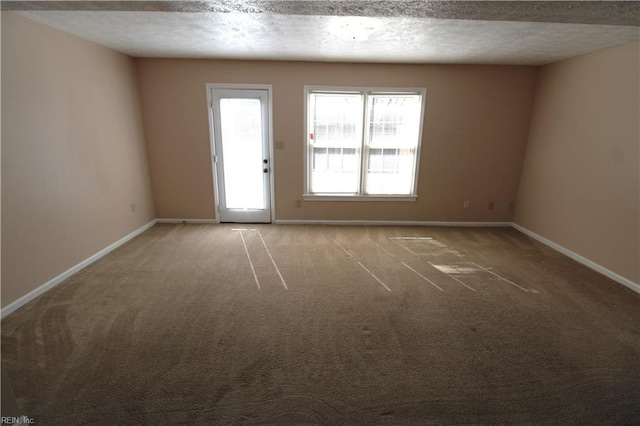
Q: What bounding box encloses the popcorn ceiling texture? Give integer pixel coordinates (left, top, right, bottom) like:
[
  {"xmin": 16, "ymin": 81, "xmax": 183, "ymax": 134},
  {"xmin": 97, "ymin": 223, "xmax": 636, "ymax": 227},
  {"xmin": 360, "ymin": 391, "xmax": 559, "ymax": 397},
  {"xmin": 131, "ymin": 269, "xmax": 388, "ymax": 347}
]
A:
[
  {"xmin": 4, "ymin": 1, "xmax": 640, "ymax": 26},
  {"xmin": 5, "ymin": 1, "xmax": 640, "ymax": 64}
]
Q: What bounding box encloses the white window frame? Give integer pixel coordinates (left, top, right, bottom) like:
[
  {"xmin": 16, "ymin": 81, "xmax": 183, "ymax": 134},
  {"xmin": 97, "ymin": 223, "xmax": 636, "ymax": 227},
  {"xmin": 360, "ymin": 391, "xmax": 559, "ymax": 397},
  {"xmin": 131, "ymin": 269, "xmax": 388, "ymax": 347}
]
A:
[{"xmin": 303, "ymin": 86, "xmax": 426, "ymax": 201}]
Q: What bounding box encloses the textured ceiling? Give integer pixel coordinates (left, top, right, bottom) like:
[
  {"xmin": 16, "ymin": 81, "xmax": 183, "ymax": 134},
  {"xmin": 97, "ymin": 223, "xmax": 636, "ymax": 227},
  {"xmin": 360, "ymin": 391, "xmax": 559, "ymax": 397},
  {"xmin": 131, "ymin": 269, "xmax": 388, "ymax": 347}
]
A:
[{"xmin": 4, "ymin": 1, "xmax": 640, "ymax": 65}]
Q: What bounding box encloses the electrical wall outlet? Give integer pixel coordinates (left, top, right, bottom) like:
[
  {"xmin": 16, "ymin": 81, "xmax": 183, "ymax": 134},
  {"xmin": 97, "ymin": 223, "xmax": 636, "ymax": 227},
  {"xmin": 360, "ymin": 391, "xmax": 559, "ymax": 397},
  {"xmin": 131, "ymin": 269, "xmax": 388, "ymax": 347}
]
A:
[
  {"xmin": 463, "ymin": 200, "xmax": 470, "ymax": 209},
  {"xmin": 295, "ymin": 199, "xmax": 302, "ymax": 208},
  {"xmin": 275, "ymin": 140, "xmax": 285, "ymax": 149},
  {"xmin": 488, "ymin": 201, "xmax": 495, "ymax": 210}
]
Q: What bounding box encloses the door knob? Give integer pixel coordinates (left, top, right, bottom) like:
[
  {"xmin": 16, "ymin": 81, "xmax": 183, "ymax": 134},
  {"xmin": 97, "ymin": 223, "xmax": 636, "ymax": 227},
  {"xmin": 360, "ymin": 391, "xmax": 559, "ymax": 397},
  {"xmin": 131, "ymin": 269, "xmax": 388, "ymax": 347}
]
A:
[{"xmin": 263, "ymin": 168, "xmax": 269, "ymax": 173}]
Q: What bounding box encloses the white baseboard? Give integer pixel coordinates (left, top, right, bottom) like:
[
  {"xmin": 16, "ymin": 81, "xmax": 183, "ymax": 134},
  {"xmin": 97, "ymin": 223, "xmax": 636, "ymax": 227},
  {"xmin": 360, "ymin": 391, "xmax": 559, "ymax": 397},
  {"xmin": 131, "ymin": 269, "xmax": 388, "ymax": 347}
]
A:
[
  {"xmin": 1, "ymin": 219, "xmax": 157, "ymax": 319},
  {"xmin": 155, "ymin": 218, "xmax": 219, "ymax": 224},
  {"xmin": 511, "ymin": 223, "xmax": 640, "ymax": 295},
  {"xmin": 4, "ymin": 219, "xmax": 634, "ymax": 319},
  {"xmin": 274, "ymin": 220, "xmax": 512, "ymax": 227}
]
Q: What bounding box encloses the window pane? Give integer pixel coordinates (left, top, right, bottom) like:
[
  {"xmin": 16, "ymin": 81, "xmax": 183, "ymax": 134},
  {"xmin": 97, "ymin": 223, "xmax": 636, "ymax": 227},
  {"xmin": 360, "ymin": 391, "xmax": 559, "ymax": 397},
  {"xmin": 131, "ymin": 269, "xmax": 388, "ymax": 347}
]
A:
[
  {"xmin": 313, "ymin": 147, "xmax": 328, "ymax": 170},
  {"xmin": 343, "ymin": 148, "xmax": 358, "ymax": 171},
  {"xmin": 365, "ymin": 94, "xmax": 421, "ymax": 194},
  {"xmin": 310, "ymin": 93, "xmax": 362, "ymax": 147},
  {"xmin": 368, "ymin": 95, "xmax": 421, "ymax": 148},
  {"xmin": 310, "ymin": 93, "xmax": 362, "ymax": 193},
  {"xmin": 327, "ymin": 147, "xmax": 342, "ymax": 170},
  {"xmin": 368, "ymin": 148, "xmax": 383, "ymax": 172},
  {"xmin": 312, "ymin": 146, "xmax": 359, "ymax": 193},
  {"xmin": 382, "ymin": 148, "xmax": 400, "ymax": 171},
  {"xmin": 365, "ymin": 148, "xmax": 415, "ymax": 195}
]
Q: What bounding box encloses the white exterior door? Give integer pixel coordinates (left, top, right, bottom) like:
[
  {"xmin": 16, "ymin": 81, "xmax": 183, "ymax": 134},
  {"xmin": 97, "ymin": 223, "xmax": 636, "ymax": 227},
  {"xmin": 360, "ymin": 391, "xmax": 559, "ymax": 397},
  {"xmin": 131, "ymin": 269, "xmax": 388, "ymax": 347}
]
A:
[{"xmin": 209, "ymin": 87, "xmax": 272, "ymax": 223}]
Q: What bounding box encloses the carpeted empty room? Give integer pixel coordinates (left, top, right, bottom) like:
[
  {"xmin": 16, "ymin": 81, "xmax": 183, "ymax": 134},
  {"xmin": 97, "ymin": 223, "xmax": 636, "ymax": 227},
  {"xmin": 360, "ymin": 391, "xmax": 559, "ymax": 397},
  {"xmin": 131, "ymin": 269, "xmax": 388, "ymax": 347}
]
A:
[
  {"xmin": 2, "ymin": 224, "xmax": 639, "ymax": 424},
  {"xmin": 3, "ymin": 2, "xmax": 640, "ymax": 425}
]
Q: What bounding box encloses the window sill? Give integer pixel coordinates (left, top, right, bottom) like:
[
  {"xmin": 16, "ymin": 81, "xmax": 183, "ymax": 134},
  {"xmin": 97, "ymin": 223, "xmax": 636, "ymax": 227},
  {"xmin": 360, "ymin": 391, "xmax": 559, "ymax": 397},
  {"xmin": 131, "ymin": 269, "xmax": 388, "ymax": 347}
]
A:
[{"xmin": 302, "ymin": 194, "xmax": 418, "ymax": 202}]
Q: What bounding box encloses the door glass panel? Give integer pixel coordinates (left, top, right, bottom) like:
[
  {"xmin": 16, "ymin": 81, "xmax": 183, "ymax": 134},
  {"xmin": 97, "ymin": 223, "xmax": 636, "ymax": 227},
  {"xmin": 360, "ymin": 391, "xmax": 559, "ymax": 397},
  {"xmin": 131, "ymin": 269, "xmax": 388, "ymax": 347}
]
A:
[{"xmin": 219, "ymin": 98, "xmax": 264, "ymax": 209}]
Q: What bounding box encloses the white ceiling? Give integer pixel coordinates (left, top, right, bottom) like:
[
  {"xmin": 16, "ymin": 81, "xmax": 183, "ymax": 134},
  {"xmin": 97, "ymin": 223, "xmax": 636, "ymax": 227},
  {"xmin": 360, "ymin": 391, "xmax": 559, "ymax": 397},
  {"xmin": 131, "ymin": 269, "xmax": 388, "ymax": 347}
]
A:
[{"xmin": 7, "ymin": 1, "xmax": 640, "ymax": 66}]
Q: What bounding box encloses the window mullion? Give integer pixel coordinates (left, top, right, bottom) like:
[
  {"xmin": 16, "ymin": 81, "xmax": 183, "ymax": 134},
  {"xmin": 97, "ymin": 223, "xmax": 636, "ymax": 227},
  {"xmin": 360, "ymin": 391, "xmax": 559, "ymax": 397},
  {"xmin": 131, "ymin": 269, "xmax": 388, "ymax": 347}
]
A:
[{"xmin": 359, "ymin": 92, "xmax": 370, "ymax": 196}]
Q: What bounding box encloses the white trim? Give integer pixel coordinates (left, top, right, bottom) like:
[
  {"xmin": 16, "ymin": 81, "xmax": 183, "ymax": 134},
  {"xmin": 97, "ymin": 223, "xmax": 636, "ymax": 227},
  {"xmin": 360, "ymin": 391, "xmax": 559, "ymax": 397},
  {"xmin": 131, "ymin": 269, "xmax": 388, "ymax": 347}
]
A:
[
  {"xmin": 205, "ymin": 84, "xmax": 221, "ymax": 223},
  {"xmin": 155, "ymin": 218, "xmax": 219, "ymax": 224},
  {"xmin": 302, "ymin": 194, "xmax": 418, "ymax": 202},
  {"xmin": 267, "ymin": 87, "xmax": 276, "ymax": 224},
  {"xmin": 1, "ymin": 220, "xmax": 157, "ymax": 319},
  {"xmin": 274, "ymin": 220, "xmax": 512, "ymax": 227},
  {"xmin": 511, "ymin": 223, "xmax": 640, "ymax": 295}
]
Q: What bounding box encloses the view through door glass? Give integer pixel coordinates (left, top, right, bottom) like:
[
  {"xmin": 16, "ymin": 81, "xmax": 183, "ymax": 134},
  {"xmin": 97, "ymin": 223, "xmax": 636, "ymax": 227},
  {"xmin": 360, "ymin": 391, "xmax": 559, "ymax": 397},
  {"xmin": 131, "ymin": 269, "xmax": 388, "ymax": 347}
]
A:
[{"xmin": 219, "ymin": 98, "xmax": 265, "ymax": 209}]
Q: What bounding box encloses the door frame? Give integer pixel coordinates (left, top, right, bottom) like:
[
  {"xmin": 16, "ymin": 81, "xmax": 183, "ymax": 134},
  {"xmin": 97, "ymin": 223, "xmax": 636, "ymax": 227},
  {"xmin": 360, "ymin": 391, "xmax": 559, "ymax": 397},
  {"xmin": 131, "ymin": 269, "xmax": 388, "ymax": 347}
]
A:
[{"xmin": 205, "ymin": 83, "xmax": 275, "ymax": 223}]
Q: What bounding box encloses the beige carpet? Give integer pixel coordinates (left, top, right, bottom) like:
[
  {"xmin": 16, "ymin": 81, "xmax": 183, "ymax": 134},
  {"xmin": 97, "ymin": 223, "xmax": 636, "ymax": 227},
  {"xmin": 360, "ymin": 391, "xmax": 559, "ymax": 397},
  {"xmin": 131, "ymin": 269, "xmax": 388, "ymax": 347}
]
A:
[{"xmin": 2, "ymin": 224, "xmax": 639, "ymax": 424}]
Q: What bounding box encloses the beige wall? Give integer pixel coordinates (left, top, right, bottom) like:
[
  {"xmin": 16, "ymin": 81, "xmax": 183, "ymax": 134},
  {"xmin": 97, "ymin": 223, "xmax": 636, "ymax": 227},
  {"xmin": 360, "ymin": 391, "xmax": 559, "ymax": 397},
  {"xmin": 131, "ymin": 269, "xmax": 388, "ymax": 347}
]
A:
[
  {"xmin": 515, "ymin": 42, "xmax": 640, "ymax": 284},
  {"xmin": 1, "ymin": 13, "xmax": 155, "ymax": 308},
  {"xmin": 136, "ymin": 59, "xmax": 538, "ymax": 222}
]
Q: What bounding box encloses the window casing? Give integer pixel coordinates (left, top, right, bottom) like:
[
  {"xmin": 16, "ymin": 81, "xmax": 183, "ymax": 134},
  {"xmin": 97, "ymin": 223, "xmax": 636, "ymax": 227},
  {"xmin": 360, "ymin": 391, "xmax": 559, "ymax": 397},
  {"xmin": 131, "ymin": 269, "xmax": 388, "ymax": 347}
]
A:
[{"xmin": 304, "ymin": 87, "xmax": 426, "ymax": 200}]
